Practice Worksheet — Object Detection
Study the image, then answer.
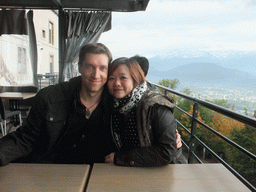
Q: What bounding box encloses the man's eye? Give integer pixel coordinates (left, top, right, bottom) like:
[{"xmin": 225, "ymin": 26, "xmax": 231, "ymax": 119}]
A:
[
  {"xmin": 121, "ymin": 77, "xmax": 127, "ymax": 79},
  {"xmin": 108, "ymin": 77, "xmax": 114, "ymax": 80}
]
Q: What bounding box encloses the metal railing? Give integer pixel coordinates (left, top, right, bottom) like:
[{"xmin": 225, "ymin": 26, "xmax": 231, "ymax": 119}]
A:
[
  {"xmin": 151, "ymin": 82, "xmax": 256, "ymax": 191},
  {"xmin": 37, "ymin": 74, "xmax": 59, "ymax": 90}
]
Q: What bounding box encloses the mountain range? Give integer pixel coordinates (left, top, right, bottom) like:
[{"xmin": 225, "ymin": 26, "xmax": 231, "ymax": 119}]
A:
[
  {"xmin": 147, "ymin": 60, "xmax": 256, "ymax": 90},
  {"xmin": 147, "ymin": 51, "xmax": 256, "ymax": 76}
]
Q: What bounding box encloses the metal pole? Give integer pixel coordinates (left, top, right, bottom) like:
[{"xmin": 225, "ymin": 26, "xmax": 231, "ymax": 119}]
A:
[
  {"xmin": 58, "ymin": 8, "xmax": 65, "ymax": 82},
  {"xmin": 188, "ymin": 102, "xmax": 199, "ymax": 164}
]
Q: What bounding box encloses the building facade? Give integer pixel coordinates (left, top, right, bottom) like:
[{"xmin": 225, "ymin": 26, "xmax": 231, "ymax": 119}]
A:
[{"xmin": 0, "ymin": 10, "xmax": 58, "ymax": 86}]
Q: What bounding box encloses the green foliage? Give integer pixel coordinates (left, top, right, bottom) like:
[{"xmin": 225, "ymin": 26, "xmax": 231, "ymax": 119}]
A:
[
  {"xmin": 182, "ymin": 88, "xmax": 192, "ymax": 95},
  {"xmin": 175, "ymin": 98, "xmax": 193, "ymax": 131},
  {"xmin": 198, "ymin": 105, "xmax": 214, "ymax": 125},
  {"xmin": 244, "ymin": 107, "xmax": 248, "ymax": 115},
  {"xmin": 225, "ymin": 125, "xmax": 256, "ymax": 186},
  {"xmin": 168, "ymin": 87, "xmax": 192, "ymax": 104},
  {"xmin": 158, "ymin": 78, "xmax": 255, "ymax": 187},
  {"xmin": 158, "ymin": 78, "xmax": 180, "ymax": 93},
  {"xmin": 212, "ymin": 99, "xmax": 231, "ymax": 108}
]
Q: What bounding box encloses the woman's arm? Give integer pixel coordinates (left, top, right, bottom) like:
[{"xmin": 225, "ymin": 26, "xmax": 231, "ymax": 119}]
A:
[{"xmin": 111, "ymin": 105, "xmax": 179, "ymax": 167}]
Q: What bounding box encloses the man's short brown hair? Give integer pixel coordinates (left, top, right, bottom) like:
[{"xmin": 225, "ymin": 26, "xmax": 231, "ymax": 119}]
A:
[{"xmin": 78, "ymin": 43, "xmax": 112, "ymax": 66}]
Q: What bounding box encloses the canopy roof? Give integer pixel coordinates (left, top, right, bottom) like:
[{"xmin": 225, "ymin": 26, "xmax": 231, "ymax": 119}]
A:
[{"xmin": 0, "ymin": 0, "xmax": 149, "ymax": 12}]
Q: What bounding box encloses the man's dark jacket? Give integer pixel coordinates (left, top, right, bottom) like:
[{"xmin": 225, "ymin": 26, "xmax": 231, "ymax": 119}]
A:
[{"xmin": 0, "ymin": 76, "xmax": 111, "ymax": 166}]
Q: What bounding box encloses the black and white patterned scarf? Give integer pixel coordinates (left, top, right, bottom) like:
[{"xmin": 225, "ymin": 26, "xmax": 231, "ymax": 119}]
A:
[
  {"xmin": 112, "ymin": 82, "xmax": 148, "ymax": 114},
  {"xmin": 111, "ymin": 82, "xmax": 147, "ymax": 150}
]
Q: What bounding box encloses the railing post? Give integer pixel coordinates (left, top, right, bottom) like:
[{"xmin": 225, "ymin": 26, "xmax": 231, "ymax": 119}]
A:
[
  {"xmin": 188, "ymin": 102, "xmax": 199, "ymax": 164},
  {"xmin": 58, "ymin": 8, "xmax": 66, "ymax": 83}
]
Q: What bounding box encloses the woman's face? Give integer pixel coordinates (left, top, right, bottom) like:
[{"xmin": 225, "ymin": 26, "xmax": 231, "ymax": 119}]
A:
[{"xmin": 108, "ymin": 65, "xmax": 135, "ymax": 99}]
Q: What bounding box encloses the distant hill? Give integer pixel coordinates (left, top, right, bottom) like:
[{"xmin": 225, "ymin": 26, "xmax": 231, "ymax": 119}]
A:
[
  {"xmin": 147, "ymin": 62, "xmax": 256, "ymax": 90},
  {"xmin": 147, "ymin": 51, "xmax": 256, "ymax": 76}
]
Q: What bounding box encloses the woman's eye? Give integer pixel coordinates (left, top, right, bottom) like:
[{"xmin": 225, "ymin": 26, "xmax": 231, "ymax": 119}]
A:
[{"xmin": 121, "ymin": 76, "xmax": 127, "ymax": 80}]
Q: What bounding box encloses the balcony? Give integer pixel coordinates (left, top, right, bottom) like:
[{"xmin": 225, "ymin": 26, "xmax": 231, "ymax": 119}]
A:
[
  {"xmin": 148, "ymin": 81, "xmax": 256, "ymax": 191},
  {"xmin": 37, "ymin": 73, "xmax": 59, "ymax": 90},
  {"xmin": 23, "ymin": 76, "xmax": 256, "ymax": 190},
  {"xmin": 32, "ymin": 78, "xmax": 256, "ymax": 190}
]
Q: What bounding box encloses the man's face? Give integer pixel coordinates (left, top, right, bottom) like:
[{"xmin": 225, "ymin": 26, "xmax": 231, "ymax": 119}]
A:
[{"xmin": 79, "ymin": 53, "xmax": 109, "ymax": 94}]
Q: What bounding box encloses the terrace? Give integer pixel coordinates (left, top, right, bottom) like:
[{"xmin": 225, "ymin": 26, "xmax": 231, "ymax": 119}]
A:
[{"xmin": 0, "ymin": 0, "xmax": 255, "ymax": 191}]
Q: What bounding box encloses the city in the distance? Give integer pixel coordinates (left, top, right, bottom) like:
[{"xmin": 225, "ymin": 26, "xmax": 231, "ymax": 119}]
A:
[{"xmin": 146, "ymin": 53, "xmax": 256, "ymax": 116}]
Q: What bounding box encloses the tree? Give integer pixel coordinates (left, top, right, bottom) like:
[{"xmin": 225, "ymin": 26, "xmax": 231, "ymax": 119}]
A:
[
  {"xmin": 175, "ymin": 98, "xmax": 194, "ymax": 124},
  {"xmin": 209, "ymin": 113, "xmax": 245, "ymax": 138},
  {"xmin": 157, "ymin": 78, "xmax": 183, "ymax": 103},
  {"xmin": 177, "ymin": 104, "xmax": 206, "ymax": 153},
  {"xmin": 196, "ymin": 112, "xmax": 245, "ymax": 159},
  {"xmin": 244, "ymin": 107, "xmax": 248, "ymax": 116},
  {"xmin": 177, "ymin": 100, "xmax": 246, "ymax": 161},
  {"xmin": 158, "ymin": 78, "xmax": 180, "ymax": 93},
  {"xmin": 225, "ymin": 125, "xmax": 256, "ymax": 187},
  {"xmin": 199, "ymin": 105, "xmax": 215, "ymax": 125},
  {"xmin": 180, "ymin": 104, "xmax": 205, "ymax": 136},
  {"xmin": 182, "ymin": 88, "xmax": 192, "ymax": 95},
  {"xmin": 212, "ymin": 99, "xmax": 231, "ymax": 109}
]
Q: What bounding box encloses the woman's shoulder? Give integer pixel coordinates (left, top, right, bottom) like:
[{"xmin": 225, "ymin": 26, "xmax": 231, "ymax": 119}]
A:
[{"xmin": 140, "ymin": 90, "xmax": 175, "ymax": 110}]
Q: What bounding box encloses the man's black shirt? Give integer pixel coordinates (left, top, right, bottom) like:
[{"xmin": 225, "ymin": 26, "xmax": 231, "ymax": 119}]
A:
[{"xmin": 51, "ymin": 98, "xmax": 117, "ymax": 165}]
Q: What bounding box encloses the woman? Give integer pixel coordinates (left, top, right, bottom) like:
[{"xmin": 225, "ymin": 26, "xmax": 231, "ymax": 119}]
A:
[{"xmin": 105, "ymin": 57, "xmax": 187, "ymax": 167}]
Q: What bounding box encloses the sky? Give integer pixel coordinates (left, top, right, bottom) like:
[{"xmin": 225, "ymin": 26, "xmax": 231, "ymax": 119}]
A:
[{"xmin": 100, "ymin": 0, "xmax": 256, "ymax": 63}]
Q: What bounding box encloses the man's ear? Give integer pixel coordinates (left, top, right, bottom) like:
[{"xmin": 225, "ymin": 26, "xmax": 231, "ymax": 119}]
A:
[{"xmin": 78, "ymin": 63, "xmax": 81, "ymax": 73}]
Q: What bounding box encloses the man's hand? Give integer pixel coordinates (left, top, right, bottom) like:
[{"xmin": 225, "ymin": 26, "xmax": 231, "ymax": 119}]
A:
[
  {"xmin": 176, "ymin": 130, "xmax": 182, "ymax": 149},
  {"xmin": 105, "ymin": 152, "xmax": 115, "ymax": 164}
]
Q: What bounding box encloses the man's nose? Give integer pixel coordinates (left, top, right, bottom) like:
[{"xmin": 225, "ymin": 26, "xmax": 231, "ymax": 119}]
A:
[{"xmin": 92, "ymin": 68, "xmax": 100, "ymax": 78}]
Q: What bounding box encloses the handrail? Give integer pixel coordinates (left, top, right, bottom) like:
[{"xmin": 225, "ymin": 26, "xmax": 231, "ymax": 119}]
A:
[
  {"xmin": 37, "ymin": 74, "xmax": 59, "ymax": 89},
  {"xmin": 196, "ymin": 119, "xmax": 256, "ymax": 160},
  {"xmin": 178, "ymin": 116, "xmax": 256, "ymax": 190},
  {"xmin": 149, "ymin": 81, "xmax": 256, "ymax": 191},
  {"xmin": 155, "ymin": 83, "xmax": 256, "ymax": 128}
]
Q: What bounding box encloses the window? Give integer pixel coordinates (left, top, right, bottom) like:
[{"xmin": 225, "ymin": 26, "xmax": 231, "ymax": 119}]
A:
[
  {"xmin": 42, "ymin": 30, "xmax": 45, "ymax": 38},
  {"xmin": 17, "ymin": 47, "xmax": 27, "ymax": 80},
  {"xmin": 50, "ymin": 55, "xmax": 54, "ymax": 74},
  {"xmin": 49, "ymin": 21, "xmax": 54, "ymax": 44}
]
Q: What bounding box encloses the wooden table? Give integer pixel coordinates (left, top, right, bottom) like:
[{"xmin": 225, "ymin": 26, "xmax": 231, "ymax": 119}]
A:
[
  {"xmin": 0, "ymin": 163, "xmax": 90, "ymax": 192},
  {"xmin": 86, "ymin": 163, "xmax": 250, "ymax": 192},
  {"xmin": 0, "ymin": 92, "xmax": 37, "ymax": 100},
  {"xmin": 0, "ymin": 92, "xmax": 37, "ymax": 111}
]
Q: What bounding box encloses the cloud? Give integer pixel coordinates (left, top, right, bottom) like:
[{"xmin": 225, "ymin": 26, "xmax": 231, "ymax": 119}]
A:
[
  {"xmin": 147, "ymin": 0, "xmax": 229, "ymax": 13},
  {"xmin": 100, "ymin": 0, "xmax": 256, "ymax": 57}
]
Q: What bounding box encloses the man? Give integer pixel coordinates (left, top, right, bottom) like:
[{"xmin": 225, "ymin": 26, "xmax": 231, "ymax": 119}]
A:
[
  {"xmin": 131, "ymin": 55, "xmax": 160, "ymax": 92},
  {"xmin": 0, "ymin": 43, "xmax": 181, "ymax": 166}
]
